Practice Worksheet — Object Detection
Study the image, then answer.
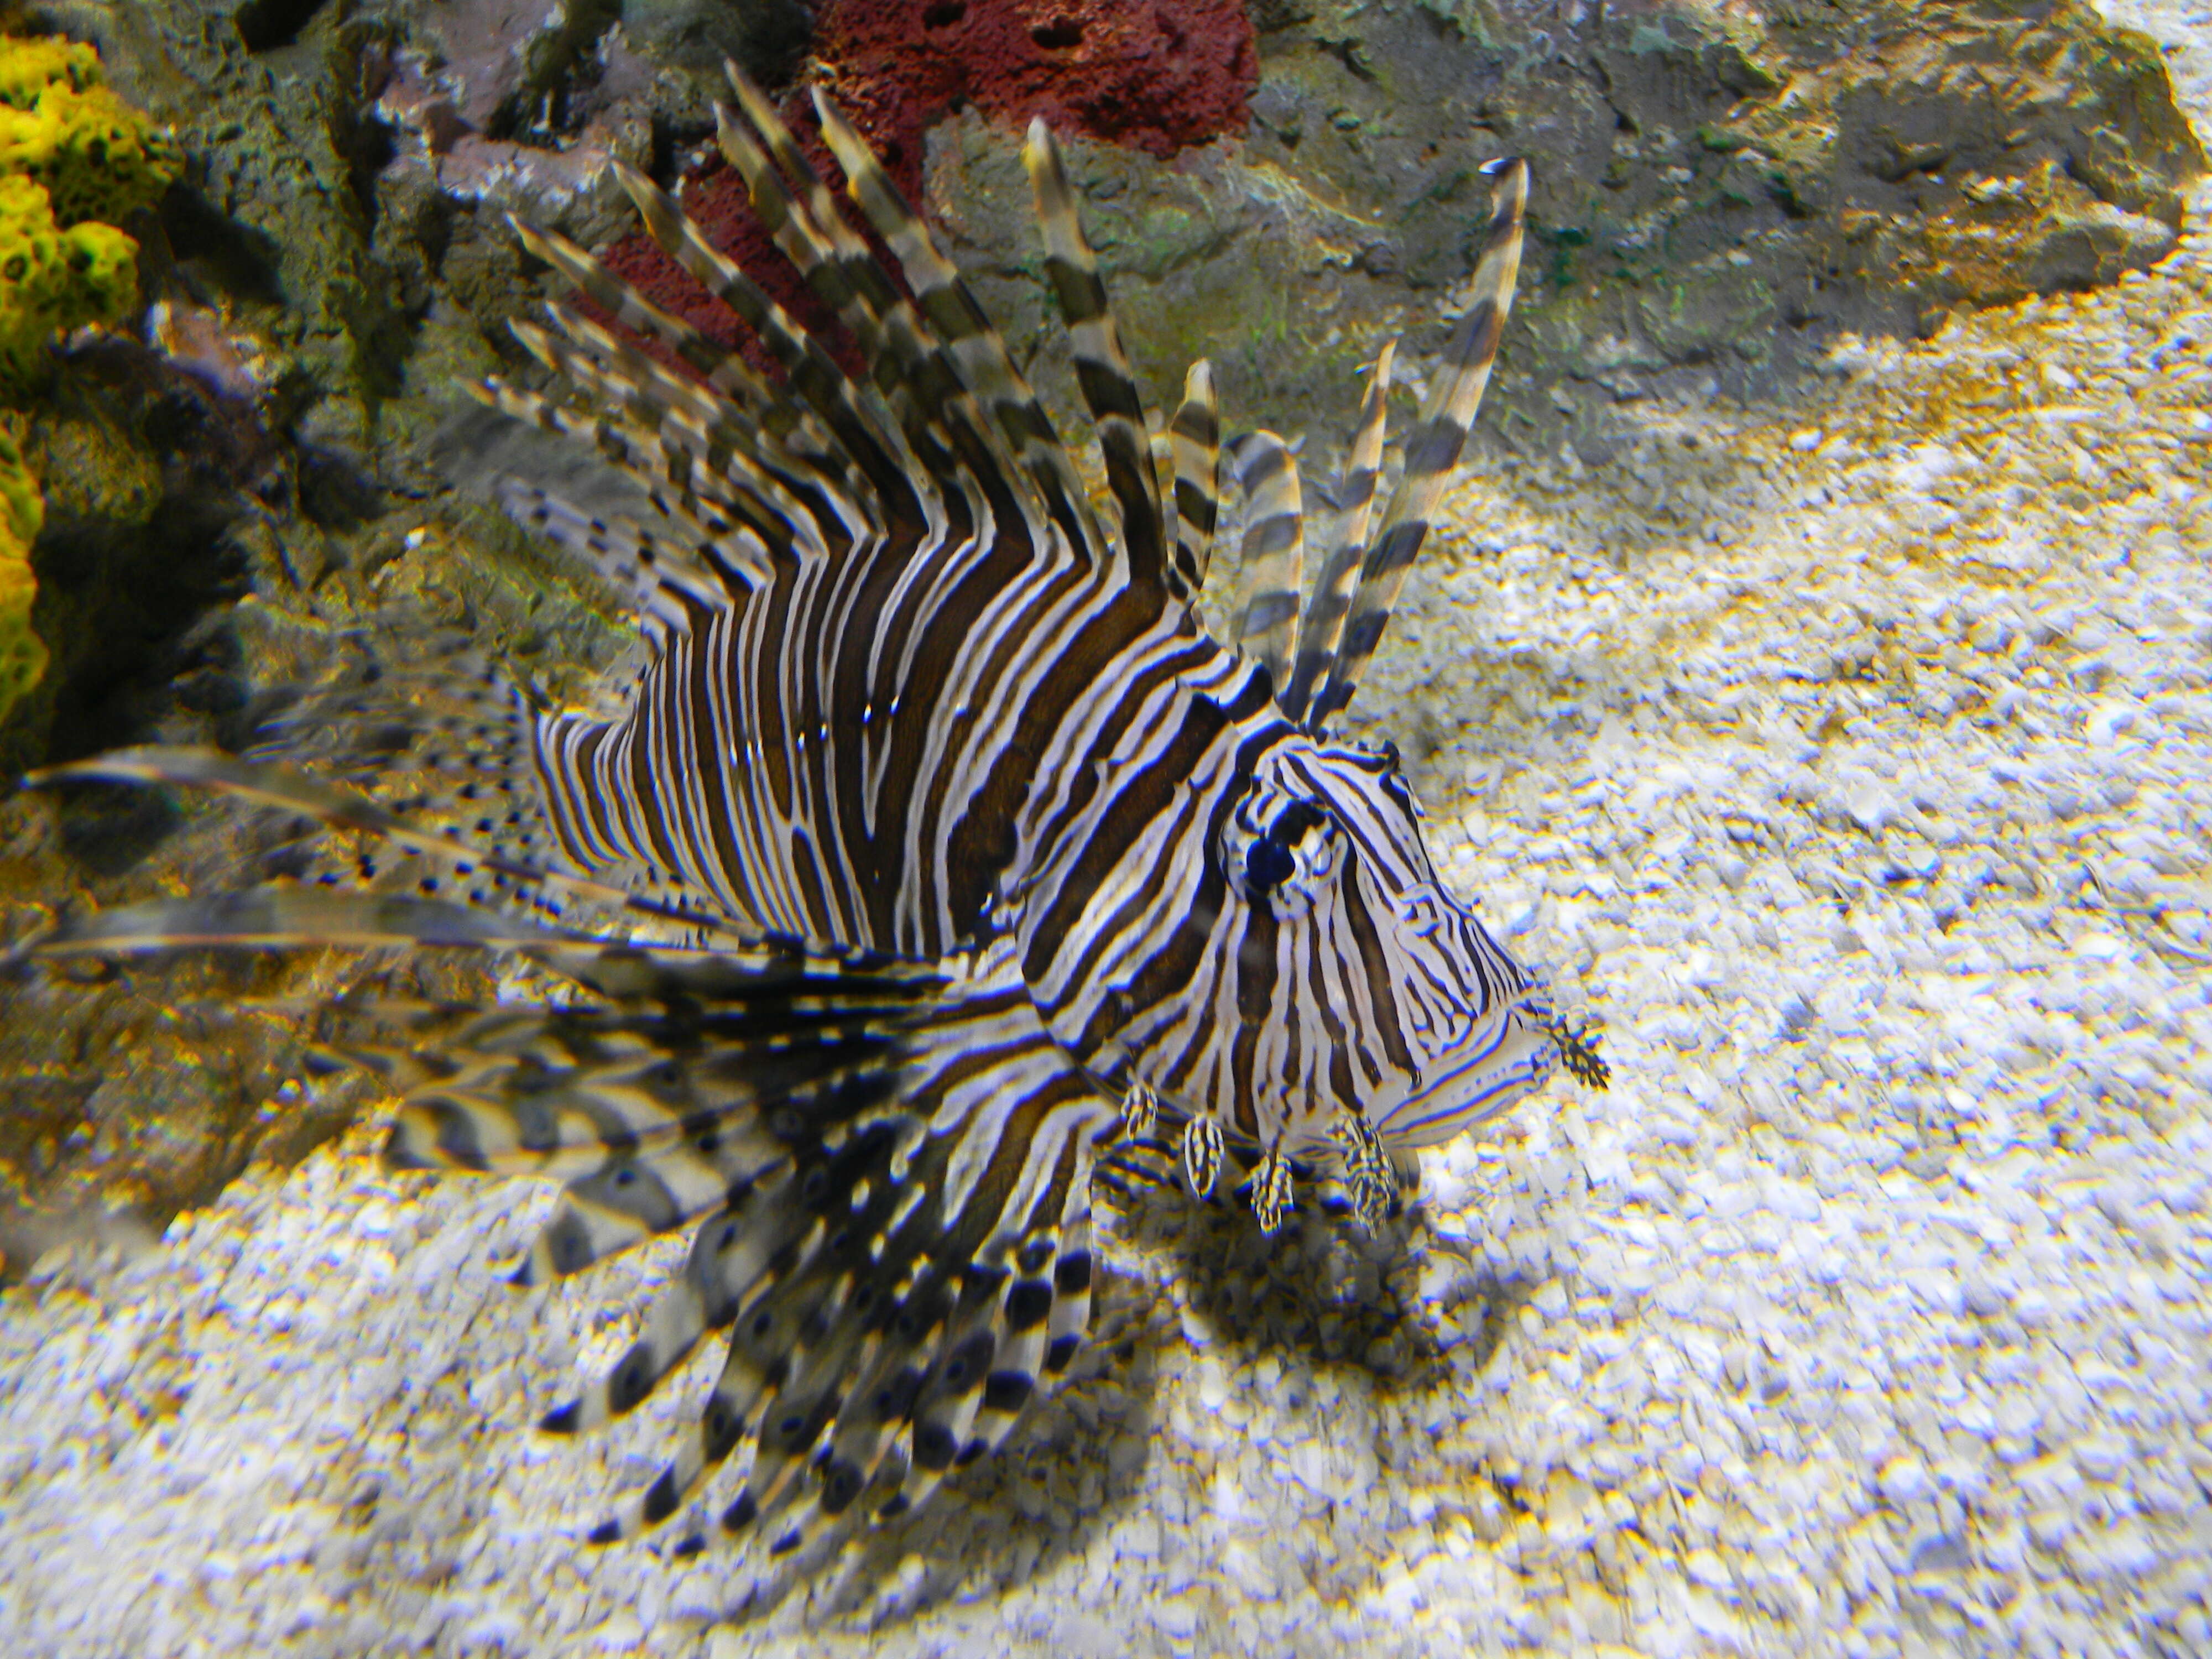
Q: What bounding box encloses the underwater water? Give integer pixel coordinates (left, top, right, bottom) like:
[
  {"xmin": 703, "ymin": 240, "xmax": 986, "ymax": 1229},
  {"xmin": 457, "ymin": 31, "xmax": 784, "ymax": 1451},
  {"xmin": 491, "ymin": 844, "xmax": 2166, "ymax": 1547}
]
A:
[{"xmin": 4, "ymin": 4, "xmax": 2212, "ymax": 1657}]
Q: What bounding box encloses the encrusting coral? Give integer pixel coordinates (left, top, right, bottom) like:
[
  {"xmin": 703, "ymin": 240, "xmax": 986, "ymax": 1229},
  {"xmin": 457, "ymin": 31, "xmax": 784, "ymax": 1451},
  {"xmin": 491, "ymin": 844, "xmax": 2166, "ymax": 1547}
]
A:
[{"xmin": 0, "ymin": 33, "xmax": 179, "ymax": 725}]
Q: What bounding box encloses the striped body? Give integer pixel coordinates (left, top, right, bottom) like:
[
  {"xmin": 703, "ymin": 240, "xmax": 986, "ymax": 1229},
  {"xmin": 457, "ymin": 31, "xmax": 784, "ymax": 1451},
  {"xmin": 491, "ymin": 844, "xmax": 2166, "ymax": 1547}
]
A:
[
  {"xmin": 533, "ymin": 519, "xmax": 1551, "ymax": 1156},
  {"xmin": 23, "ymin": 73, "xmax": 1605, "ymax": 1561}
]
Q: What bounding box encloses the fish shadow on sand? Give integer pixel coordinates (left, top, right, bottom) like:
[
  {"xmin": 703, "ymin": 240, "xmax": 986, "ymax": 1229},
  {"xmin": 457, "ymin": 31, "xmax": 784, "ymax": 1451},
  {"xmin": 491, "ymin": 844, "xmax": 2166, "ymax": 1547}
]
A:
[
  {"xmin": 703, "ymin": 1182, "xmax": 1543, "ymax": 1631},
  {"xmin": 1111, "ymin": 1168, "xmax": 1538, "ymax": 1390}
]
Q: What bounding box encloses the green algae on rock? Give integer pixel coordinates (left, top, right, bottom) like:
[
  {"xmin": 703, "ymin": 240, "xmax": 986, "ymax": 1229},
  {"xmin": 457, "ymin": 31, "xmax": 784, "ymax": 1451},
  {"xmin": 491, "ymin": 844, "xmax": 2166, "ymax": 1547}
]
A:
[
  {"xmin": 0, "ymin": 33, "xmax": 179, "ymax": 397},
  {"xmin": 0, "ymin": 173, "xmax": 137, "ymax": 395}
]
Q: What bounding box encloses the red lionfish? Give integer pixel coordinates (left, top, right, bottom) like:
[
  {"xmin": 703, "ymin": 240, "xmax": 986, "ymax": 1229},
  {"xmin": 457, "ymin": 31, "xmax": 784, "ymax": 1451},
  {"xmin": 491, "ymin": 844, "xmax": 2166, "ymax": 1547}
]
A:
[{"xmin": 20, "ymin": 68, "xmax": 1608, "ymax": 1557}]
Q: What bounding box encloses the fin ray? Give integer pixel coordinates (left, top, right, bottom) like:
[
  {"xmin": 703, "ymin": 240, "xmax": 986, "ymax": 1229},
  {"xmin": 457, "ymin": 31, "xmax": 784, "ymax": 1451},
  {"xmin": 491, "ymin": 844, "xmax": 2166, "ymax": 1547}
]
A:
[
  {"xmin": 1281, "ymin": 339, "xmax": 1395, "ymax": 722},
  {"xmin": 1021, "ymin": 119, "xmax": 1170, "ymax": 592},
  {"xmin": 1166, "ymin": 361, "xmax": 1221, "ymax": 599},
  {"xmin": 1308, "ymin": 158, "xmax": 1527, "ymax": 730},
  {"xmin": 1225, "ymin": 432, "xmax": 1307, "ymax": 693}
]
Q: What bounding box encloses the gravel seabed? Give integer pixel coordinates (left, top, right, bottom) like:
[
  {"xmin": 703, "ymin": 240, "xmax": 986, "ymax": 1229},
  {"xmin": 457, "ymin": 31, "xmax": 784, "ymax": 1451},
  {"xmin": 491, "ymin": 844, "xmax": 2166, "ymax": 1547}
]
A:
[{"xmin": 7, "ymin": 8, "xmax": 2212, "ymax": 1656}]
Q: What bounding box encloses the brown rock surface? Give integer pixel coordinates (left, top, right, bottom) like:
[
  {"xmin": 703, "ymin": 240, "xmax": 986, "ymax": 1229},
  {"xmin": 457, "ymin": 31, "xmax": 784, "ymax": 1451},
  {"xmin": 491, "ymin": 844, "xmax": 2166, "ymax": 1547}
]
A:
[{"xmin": 928, "ymin": 0, "xmax": 2204, "ymax": 457}]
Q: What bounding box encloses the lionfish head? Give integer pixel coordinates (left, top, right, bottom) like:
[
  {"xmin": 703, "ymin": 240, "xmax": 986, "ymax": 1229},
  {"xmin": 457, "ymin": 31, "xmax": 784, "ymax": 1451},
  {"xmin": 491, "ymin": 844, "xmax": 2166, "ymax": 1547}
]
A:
[{"xmin": 1212, "ymin": 732, "xmax": 1564, "ymax": 1162}]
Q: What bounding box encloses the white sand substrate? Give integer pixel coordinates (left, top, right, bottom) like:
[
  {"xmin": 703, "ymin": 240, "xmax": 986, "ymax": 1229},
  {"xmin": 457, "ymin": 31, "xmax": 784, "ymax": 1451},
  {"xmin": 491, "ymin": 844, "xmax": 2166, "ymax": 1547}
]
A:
[{"xmin": 6, "ymin": 7, "xmax": 2212, "ymax": 1656}]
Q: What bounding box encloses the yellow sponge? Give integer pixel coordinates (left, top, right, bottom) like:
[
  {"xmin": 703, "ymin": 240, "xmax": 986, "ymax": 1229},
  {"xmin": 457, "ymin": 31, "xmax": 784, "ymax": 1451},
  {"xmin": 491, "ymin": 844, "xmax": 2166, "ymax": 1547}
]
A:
[
  {"xmin": 0, "ymin": 416, "xmax": 45, "ymax": 728},
  {"xmin": 0, "ymin": 33, "xmax": 177, "ymax": 723},
  {"xmin": 0, "ymin": 35, "xmax": 179, "ymax": 227},
  {"xmin": 0, "ymin": 173, "xmax": 140, "ymax": 393}
]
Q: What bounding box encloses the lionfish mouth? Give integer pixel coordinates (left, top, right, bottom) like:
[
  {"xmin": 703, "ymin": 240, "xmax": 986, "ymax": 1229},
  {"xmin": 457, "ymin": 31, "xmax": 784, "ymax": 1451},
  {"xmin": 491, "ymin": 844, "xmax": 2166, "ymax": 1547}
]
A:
[{"xmin": 1371, "ymin": 1002, "xmax": 1562, "ymax": 1150}]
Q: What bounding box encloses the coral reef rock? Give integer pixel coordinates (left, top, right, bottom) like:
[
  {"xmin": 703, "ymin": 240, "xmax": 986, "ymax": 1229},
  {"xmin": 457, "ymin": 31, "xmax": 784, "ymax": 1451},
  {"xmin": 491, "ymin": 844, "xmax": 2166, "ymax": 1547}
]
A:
[
  {"xmin": 935, "ymin": 0, "xmax": 2204, "ymax": 451},
  {"xmin": 0, "ymin": 4, "xmax": 624, "ymax": 1272},
  {"xmin": 815, "ymin": 0, "xmax": 1256, "ymax": 187}
]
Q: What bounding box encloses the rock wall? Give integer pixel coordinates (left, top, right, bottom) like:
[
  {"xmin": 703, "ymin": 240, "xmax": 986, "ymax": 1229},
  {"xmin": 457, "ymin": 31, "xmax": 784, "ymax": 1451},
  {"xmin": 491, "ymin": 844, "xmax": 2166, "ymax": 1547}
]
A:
[
  {"xmin": 556, "ymin": 0, "xmax": 2205, "ymax": 468},
  {"xmin": 925, "ymin": 0, "xmax": 2204, "ymax": 457}
]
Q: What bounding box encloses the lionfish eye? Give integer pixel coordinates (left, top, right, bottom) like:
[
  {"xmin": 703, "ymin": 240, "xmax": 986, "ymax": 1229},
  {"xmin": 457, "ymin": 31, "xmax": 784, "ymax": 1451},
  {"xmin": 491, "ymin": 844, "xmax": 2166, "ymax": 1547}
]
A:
[
  {"xmin": 1245, "ymin": 832, "xmax": 1296, "ymax": 894},
  {"xmin": 1242, "ymin": 800, "xmax": 1326, "ymax": 899},
  {"xmin": 1230, "ymin": 796, "xmax": 1327, "ymax": 902}
]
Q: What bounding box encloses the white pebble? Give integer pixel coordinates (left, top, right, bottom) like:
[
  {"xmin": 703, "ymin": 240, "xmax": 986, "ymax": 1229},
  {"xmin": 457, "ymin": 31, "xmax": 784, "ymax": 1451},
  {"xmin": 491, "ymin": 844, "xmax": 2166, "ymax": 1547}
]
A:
[{"xmin": 1877, "ymin": 1456, "xmax": 1931, "ymax": 1505}]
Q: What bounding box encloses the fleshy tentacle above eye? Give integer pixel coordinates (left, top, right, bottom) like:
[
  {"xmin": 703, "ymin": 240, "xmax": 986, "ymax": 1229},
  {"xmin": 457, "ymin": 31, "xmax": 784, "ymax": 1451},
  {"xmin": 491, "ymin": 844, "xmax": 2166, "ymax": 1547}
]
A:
[
  {"xmin": 1279, "ymin": 338, "xmax": 1395, "ymax": 726},
  {"xmin": 1199, "ymin": 157, "xmax": 1523, "ymax": 728}
]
